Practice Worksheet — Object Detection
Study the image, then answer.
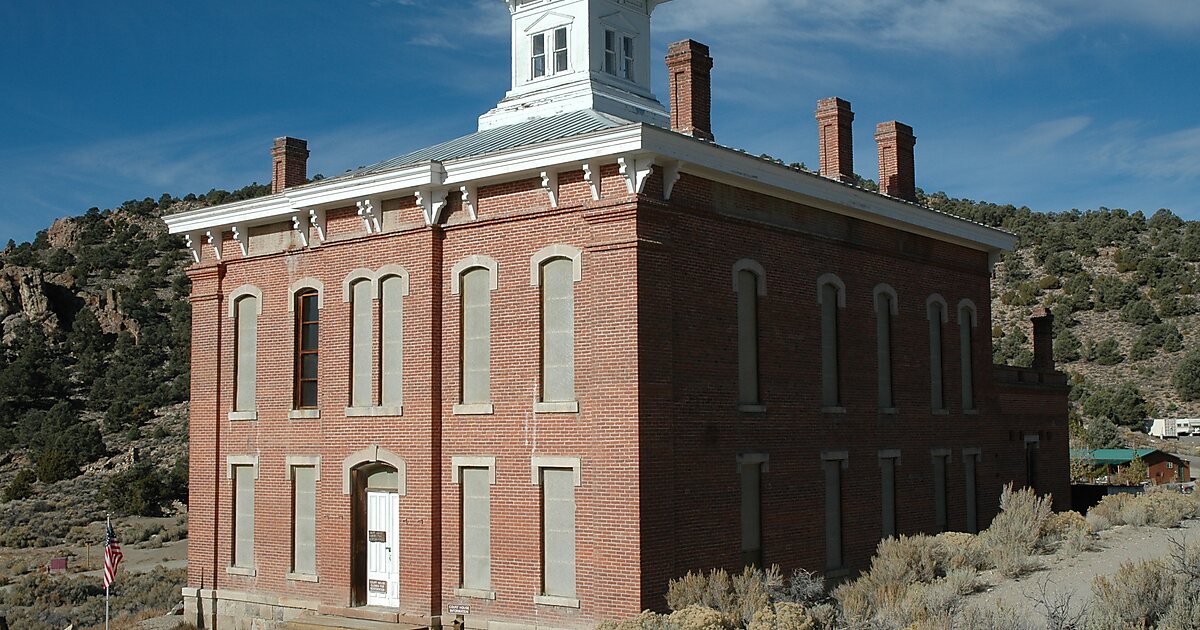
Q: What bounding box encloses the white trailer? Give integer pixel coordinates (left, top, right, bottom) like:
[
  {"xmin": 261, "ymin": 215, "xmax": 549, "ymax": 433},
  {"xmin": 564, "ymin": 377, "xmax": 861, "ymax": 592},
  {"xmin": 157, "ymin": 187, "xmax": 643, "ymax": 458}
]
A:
[
  {"xmin": 1177, "ymin": 419, "xmax": 1193, "ymax": 436},
  {"xmin": 1150, "ymin": 418, "xmax": 1180, "ymax": 439}
]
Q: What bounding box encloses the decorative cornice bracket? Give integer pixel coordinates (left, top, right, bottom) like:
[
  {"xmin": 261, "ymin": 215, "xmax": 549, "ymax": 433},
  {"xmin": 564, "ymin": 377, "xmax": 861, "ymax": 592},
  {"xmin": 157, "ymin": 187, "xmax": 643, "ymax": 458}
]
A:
[
  {"xmin": 619, "ymin": 155, "xmax": 656, "ymax": 195},
  {"xmin": 291, "ymin": 213, "xmax": 310, "ymax": 248},
  {"xmin": 460, "ymin": 185, "xmax": 478, "ymax": 221},
  {"xmin": 205, "ymin": 230, "xmax": 222, "ymax": 261},
  {"xmin": 356, "ymin": 198, "xmax": 382, "ymax": 234},
  {"xmin": 582, "ymin": 161, "xmax": 601, "ymax": 201},
  {"xmin": 308, "ymin": 208, "xmax": 327, "ymax": 243},
  {"xmin": 417, "ymin": 188, "xmax": 450, "ymax": 225},
  {"xmin": 541, "ymin": 170, "xmax": 559, "ymax": 208},
  {"xmin": 663, "ymin": 160, "xmax": 683, "ymax": 201},
  {"xmin": 231, "ymin": 225, "xmax": 249, "ymax": 257},
  {"xmin": 185, "ymin": 232, "xmax": 203, "ymax": 263}
]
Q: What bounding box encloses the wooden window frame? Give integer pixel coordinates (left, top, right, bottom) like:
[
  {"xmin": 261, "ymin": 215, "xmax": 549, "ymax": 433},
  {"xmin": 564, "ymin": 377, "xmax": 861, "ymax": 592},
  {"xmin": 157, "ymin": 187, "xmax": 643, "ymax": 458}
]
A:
[{"xmin": 295, "ymin": 289, "xmax": 320, "ymax": 409}]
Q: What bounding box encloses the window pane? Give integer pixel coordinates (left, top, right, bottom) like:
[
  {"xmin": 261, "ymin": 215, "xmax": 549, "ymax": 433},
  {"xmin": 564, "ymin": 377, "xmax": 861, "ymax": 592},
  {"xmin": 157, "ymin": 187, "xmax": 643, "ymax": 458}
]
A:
[
  {"xmin": 737, "ymin": 270, "xmax": 759, "ymax": 405},
  {"xmin": 542, "ymin": 468, "xmax": 576, "ymax": 598},
  {"xmin": 351, "ymin": 281, "xmax": 373, "ymax": 407},
  {"xmin": 929, "ymin": 304, "xmax": 944, "ymax": 410},
  {"xmin": 301, "ymin": 381, "xmax": 317, "ymax": 408},
  {"xmin": 461, "ymin": 468, "xmax": 491, "ymax": 590},
  {"xmin": 960, "ymin": 309, "xmax": 975, "ymax": 410},
  {"xmin": 555, "ymin": 50, "xmax": 568, "ymax": 73},
  {"xmin": 533, "ymin": 33, "xmax": 544, "ymax": 55},
  {"xmin": 533, "ymin": 55, "xmax": 545, "ymax": 78},
  {"xmin": 301, "ymin": 322, "xmax": 319, "ymax": 351},
  {"xmin": 554, "ymin": 27, "xmax": 567, "ymax": 49},
  {"xmin": 301, "ymin": 353, "xmax": 318, "ymax": 379},
  {"xmin": 824, "ymin": 460, "xmax": 841, "ymax": 570},
  {"xmin": 235, "ymin": 296, "xmax": 258, "ymax": 412},
  {"xmin": 381, "ymin": 276, "xmax": 404, "ymax": 407},
  {"xmin": 821, "ymin": 284, "xmax": 840, "ymax": 407},
  {"xmin": 622, "ymin": 36, "xmax": 634, "ymax": 80},
  {"xmin": 876, "ymin": 295, "xmax": 893, "ymax": 409},
  {"xmin": 542, "ymin": 259, "xmax": 575, "ymax": 403},
  {"xmin": 740, "ymin": 461, "xmax": 762, "ymax": 567},
  {"xmin": 234, "ymin": 465, "xmax": 255, "ymax": 568},
  {"xmin": 301, "ymin": 293, "xmax": 318, "ymax": 321},
  {"xmin": 461, "ymin": 268, "xmax": 491, "ymax": 404},
  {"xmin": 293, "ymin": 466, "xmax": 317, "ymax": 575}
]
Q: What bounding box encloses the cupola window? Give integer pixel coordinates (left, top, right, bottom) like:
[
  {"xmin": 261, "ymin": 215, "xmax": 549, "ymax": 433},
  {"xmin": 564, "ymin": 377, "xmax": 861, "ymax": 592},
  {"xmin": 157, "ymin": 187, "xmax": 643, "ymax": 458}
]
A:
[
  {"xmin": 604, "ymin": 29, "xmax": 635, "ymax": 81},
  {"xmin": 532, "ymin": 27, "xmax": 569, "ymax": 79}
]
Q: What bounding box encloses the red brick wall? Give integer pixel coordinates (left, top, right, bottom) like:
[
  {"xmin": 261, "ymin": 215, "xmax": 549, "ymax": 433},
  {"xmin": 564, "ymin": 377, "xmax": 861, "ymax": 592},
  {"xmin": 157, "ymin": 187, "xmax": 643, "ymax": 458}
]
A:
[{"xmin": 183, "ymin": 162, "xmax": 1068, "ymax": 626}]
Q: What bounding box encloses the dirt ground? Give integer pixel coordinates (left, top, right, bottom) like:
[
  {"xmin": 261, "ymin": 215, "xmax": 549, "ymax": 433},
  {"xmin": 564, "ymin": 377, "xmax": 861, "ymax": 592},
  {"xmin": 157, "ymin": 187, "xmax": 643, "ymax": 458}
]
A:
[
  {"xmin": 0, "ymin": 515, "xmax": 186, "ymax": 581},
  {"xmin": 970, "ymin": 518, "xmax": 1200, "ymax": 619}
]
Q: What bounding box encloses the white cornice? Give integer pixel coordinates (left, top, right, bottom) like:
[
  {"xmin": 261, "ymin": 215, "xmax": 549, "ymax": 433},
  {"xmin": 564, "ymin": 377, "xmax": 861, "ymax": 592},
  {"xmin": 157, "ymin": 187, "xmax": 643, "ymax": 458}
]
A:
[{"xmin": 164, "ymin": 123, "xmax": 1015, "ymax": 258}]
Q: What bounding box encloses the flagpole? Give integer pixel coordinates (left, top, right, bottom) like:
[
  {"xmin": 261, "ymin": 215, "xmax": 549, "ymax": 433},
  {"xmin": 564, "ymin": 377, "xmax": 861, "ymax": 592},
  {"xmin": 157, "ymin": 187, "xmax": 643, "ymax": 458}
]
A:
[{"xmin": 105, "ymin": 515, "xmax": 110, "ymax": 630}]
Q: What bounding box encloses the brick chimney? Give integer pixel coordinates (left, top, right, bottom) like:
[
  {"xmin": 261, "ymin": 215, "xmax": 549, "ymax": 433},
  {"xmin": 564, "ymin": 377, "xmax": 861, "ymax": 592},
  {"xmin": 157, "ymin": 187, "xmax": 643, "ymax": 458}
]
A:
[
  {"xmin": 1031, "ymin": 306, "xmax": 1055, "ymax": 370},
  {"xmin": 875, "ymin": 121, "xmax": 916, "ymax": 201},
  {"xmin": 816, "ymin": 97, "xmax": 854, "ymax": 183},
  {"xmin": 666, "ymin": 40, "xmax": 714, "ymax": 142},
  {"xmin": 271, "ymin": 137, "xmax": 309, "ymax": 194}
]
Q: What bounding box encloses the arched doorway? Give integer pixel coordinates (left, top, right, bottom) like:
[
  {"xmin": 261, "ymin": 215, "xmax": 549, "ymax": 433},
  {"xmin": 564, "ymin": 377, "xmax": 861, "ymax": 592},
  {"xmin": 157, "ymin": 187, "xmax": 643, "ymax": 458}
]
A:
[{"xmin": 344, "ymin": 447, "xmax": 406, "ymax": 609}]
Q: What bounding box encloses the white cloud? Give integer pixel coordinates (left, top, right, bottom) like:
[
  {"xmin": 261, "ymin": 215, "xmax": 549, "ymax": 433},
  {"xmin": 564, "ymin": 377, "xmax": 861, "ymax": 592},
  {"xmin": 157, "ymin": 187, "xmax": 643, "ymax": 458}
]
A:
[{"xmin": 1013, "ymin": 116, "xmax": 1092, "ymax": 153}]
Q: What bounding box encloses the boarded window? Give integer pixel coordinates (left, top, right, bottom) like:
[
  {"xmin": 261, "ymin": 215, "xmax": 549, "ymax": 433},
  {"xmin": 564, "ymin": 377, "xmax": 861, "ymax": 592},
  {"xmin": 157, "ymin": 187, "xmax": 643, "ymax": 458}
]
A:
[
  {"xmin": 880, "ymin": 454, "xmax": 898, "ymax": 539},
  {"xmin": 876, "ymin": 294, "xmax": 893, "ymax": 409},
  {"xmin": 928, "ymin": 302, "xmax": 945, "ymax": 411},
  {"xmin": 234, "ymin": 296, "xmax": 258, "ymax": 412},
  {"xmin": 381, "ymin": 276, "xmax": 404, "ymax": 407},
  {"xmin": 824, "ymin": 459, "xmax": 843, "ymax": 570},
  {"xmin": 233, "ymin": 465, "xmax": 255, "ymax": 568},
  {"xmin": 541, "ymin": 259, "xmax": 575, "ymax": 403},
  {"xmin": 350, "ymin": 280, "xmax": 373, "ymax": 408},
  {"xmin": 295, "ymin": 290, "xmax": 319, "ymax": 408},
  {"xmin": 541, "ymin": 468, "xmax": 576, "ymax": 598},
  {"xmin": 461, "ymin": 268, "xmax": 491, "ymax": 405},
  {"xmin": 740, "ymin": 460, "xmax": 763, "ymax": 567},
  {"xmin": 292, "ymin": 466, "xmax": 317, "ymax": 575},
  {"xmin": 737, "ymin": 270, "xmax": 760, "ymax": 406},
  {"xmin": 964, "ymin": 452, "xmax": 980, "ymax": 534},
  {"xmin": 821, "ymin": 284, "xmax": 840, "ymax": 407},
  {"xmin": 959, "ymin": 307, "xmax": 975, "ymax": 410},
  {"xmin": 461, "ymin": 467, "xmax": 491, "ymax": 591},
  {"xmin": 933, "ymin": 453, "xmax": 949, "ymax": 533},
  {"xmin": 1026, "ymin": 440, "xmax": 1039, "ymax": 492}
]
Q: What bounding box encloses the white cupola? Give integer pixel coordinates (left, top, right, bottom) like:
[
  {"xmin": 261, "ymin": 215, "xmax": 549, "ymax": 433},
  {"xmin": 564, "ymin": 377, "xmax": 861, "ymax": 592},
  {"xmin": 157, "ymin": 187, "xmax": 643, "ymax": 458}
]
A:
[{"xmin": 478, "ymin": 0, "xmax": 672, "ymax": 130}]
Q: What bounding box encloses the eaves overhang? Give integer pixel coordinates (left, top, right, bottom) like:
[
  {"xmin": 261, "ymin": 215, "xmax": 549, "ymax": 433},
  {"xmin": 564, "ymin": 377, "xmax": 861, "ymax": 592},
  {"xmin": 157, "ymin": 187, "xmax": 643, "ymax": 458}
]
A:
[{"xmin": 165, "ymin": 123, "xmax": 1016, "ymax": 262}]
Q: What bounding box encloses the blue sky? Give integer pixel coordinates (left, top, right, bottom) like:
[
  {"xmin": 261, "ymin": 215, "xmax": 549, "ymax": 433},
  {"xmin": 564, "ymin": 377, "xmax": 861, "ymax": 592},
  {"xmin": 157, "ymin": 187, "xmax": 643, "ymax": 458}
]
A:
[{"xmin": 2, "ymin": 0, "xmax": 1198, "ymax": 245}]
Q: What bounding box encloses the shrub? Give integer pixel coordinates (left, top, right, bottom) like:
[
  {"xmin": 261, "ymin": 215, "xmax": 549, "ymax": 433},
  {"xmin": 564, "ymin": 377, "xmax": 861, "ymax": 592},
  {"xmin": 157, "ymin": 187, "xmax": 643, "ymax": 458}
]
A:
[
  {"xmin": 980, "ymin": 484, "xmax": 1052, "ymax": 577},
  {"xmin": 932, "ymin": 531, "xmax": 987, "ymax": 572},
  {"xmin": 596, "ymin": 612, "xmax": 678, "ymax": 630},
  {"xmin": 746, "ymin": 602, "xmax": 817, "ymax": 630},
  {"xmin": 1094, "ymin": 337, "xmax": 1124, "ymax": 365},
  {"xmin": 1090, "ymin": 559, "xmax": 1177, "ymax": 628},
  {"xmin": 1174, "ymin": 352, "xmax": 1200, "ymax": 401},
  {"xmin": 667, "ymin": 605, "xmax": 735, "ymax": 630},
  {"xmin": 2, "ymin": 469, "xmax": 36, "ymax": 502}
]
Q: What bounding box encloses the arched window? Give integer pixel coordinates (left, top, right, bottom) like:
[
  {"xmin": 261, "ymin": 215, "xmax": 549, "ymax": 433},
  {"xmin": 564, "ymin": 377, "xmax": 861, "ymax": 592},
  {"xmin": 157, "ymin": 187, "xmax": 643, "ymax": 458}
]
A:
[
  {"xmin": 817, "ymin": 274, "xmax": 846, "ymax": 409},
  {"xmin": 452, "ymin": 256, "xmax": 498, "ymax": 413},
  {"xmin": 349, "ymin": 279, "xmax": 373, "ymax": 408},
  {"xmin": 958, "ymin": 300, "xmax": 978, "ymax": 411},
  {"xmin": 229, "ymin": 286, "xmax": 261, "ymax": 415},
  {"xmin": 531, "ymin": 246, "xmax": 581, "ymax": 411},
  {"xmin": 379, "ymin": 271, "xmax": 407, "ymax": 408},
  {"xmin": 874, "ymin": 284, "xmax": 898, "ymax": 411},
  {"xmin": 294, "ymin": 286, "xmax": 321, "ymax": 409},
  {"xmin": 926, "ymin": 294, "xmax": 948, "ymax": 412},
  {"xmin": 734, "ymin": 260, "xmax": 766, "ymax": 407}
]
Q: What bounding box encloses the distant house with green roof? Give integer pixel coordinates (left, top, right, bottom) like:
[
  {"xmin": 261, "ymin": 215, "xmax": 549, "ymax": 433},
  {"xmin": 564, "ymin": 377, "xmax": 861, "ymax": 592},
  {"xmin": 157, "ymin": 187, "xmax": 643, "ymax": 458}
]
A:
[{"xmin": 1071, "ymin": 448, "xmax": 1189, "ymax": 485}]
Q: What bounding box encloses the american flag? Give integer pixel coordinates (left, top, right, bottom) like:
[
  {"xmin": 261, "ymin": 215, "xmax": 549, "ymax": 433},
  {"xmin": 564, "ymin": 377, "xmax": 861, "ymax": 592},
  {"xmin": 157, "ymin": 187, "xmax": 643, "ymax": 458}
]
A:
[{"xmin": 103, "ymin": 519, "xmax": 123, "ymax": 589}]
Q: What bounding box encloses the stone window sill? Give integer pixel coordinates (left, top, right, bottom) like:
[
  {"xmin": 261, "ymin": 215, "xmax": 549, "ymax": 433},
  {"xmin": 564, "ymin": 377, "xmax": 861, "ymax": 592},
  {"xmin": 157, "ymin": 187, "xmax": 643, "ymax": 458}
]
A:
[
  {"xmin": 879, "ymin": 407, "xmax": 899, "ymax": 415},
  {"xmin": 286, "ymin": 572, "xmax": 319, "ymax": 583},
  {"xmin": 455, "ymin": 587, "xmax": 496, "ymax": 600},
  {"xmin": 345, "ymin": 406, "xmax": 403, "ymax": 417},
  {"xmin": 534, "ymin": 401, "xmax": 579, "ymax": 414},
  {"xmin": 821, "ymin": 406, "xmax": 847, "ymax": 414},
  {"xmin": 932, "ymin": 409, "xmax": 949, "ymax": 416},
  {"xmin": 738, "ymin": 404, "xmax": 767, "ymax": 413},
  {"xmin": 228, "ymin": 411, "xmax": 258, "ymax": 422},
  {"xmin": 289, "ymin": 409, "xmax": 321, "ymax": 420},
  {"xmin": 226, "ymin": 566, "xmax": 256, "ymax": 577},
  {"xmin": 534, "ymin": 594, "xmax": 580, "ymax": 609},
  {"xmin": 453, "ymin": 403, "xmax": 494, "ymax": 416}
]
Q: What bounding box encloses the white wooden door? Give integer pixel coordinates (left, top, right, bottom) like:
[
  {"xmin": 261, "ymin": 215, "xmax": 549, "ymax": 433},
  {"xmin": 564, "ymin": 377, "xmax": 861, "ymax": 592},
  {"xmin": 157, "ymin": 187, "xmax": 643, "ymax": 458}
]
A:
[{"xmin": 366, "ymin": 491, "xmax": 400, "ymax": 607}]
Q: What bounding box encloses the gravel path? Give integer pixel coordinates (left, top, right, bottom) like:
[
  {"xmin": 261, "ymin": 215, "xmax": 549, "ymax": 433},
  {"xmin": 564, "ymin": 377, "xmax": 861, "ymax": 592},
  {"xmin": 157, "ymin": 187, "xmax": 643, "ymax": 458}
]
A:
[{"xmin": 969, "ymin": 518, "xmax": 1200, "ymax": 619}]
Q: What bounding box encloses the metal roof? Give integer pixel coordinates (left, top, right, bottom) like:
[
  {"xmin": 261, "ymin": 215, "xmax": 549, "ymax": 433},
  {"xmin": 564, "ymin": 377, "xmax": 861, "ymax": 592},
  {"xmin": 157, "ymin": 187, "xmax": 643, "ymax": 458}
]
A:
[
  {"xmin": 1071, "ymin": 448, "xmax": 1161, "ymax": 465},
  {"xmin": 341, "ymin": 109, "xmax": 629, "ymax": 179}
]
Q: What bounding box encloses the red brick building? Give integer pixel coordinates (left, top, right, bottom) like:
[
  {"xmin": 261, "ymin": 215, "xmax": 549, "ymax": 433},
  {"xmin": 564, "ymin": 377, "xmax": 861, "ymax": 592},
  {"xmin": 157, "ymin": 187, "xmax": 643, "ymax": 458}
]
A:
[{"xmin": 164, "ymin": 1, "xmax": 1069, "ymax": 628}]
